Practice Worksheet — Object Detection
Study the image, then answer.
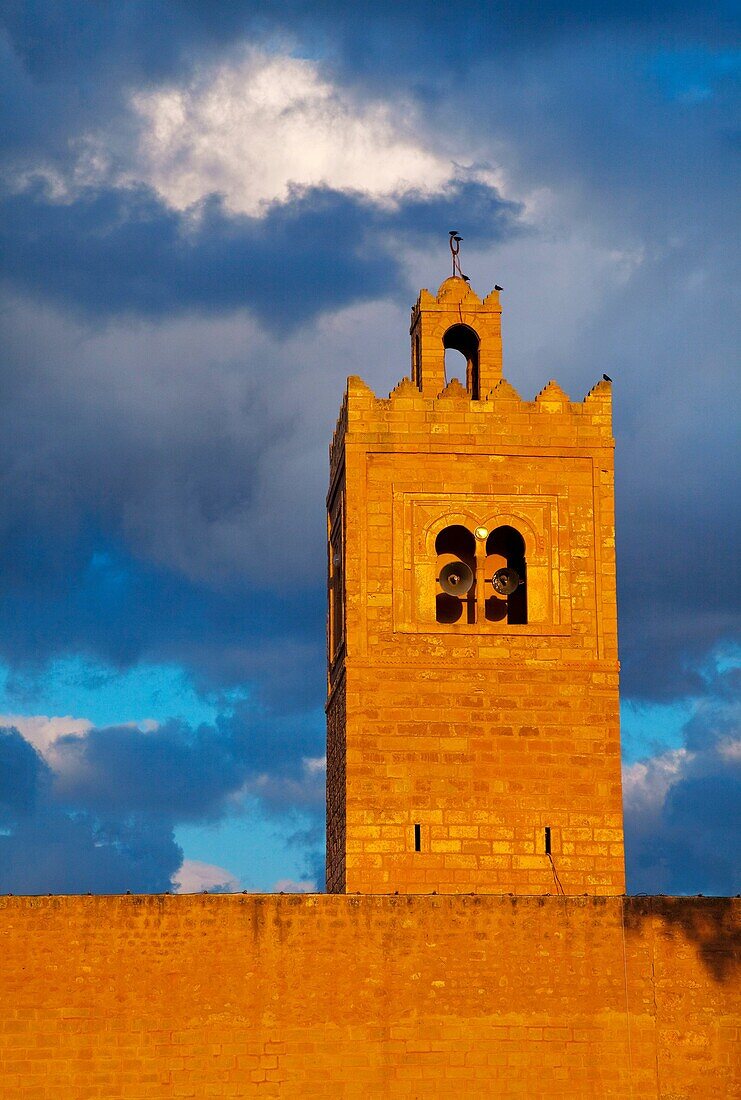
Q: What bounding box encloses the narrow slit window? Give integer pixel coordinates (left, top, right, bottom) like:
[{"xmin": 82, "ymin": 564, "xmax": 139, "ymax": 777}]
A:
[
  {"xmin": 414, "ymin": 823, "xmax": 421, "ymax": 852},
  {"xmin": 544, "ymin": 826, "xmax": 552, "ymax": 855}
]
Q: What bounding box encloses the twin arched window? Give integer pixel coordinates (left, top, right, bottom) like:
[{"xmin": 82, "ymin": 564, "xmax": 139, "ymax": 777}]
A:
[{"xmin": 435, "ymin": 523, "xmax": 527, "ymax": 625}]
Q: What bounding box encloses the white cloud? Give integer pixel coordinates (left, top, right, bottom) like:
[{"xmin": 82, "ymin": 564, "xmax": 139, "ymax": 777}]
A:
[
  {"xmin": 622, "ymin": 736, "xmax": 741, "ymax": 822},
  {"xmin": 303, "ymin": 755, "xmax": 326, "ymax": 775},
  {"xmin": 240, "ymin": 755, "xmax": 326, "ymax": 814},
  {"xmin": 126, "ymin": 49, "xmax": 462, "ymax": 214},
  {"xmin": 8, "ymin": 49, "xmax": 518, "ymax": 221},
  {"xmin": 0, "ymin": 713, "xmax": 92, "ymax": 758},
  {"xmin": 272, "ymin": 877, "xmax": 316, "ymax": 893},
  {"xmin": 0, "ymin": 712, "xmax": 159, "ymax": 776},
  {"xmin": 622, "ymin": 747, "xmax": 691, "ymax": 819},
  {"xmin": 172, "ymin": 858, "xmax": 241, "ymax": 893}
]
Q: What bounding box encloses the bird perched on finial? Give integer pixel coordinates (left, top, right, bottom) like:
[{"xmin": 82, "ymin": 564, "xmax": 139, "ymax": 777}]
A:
[{"xmin": 494, "ymin": 284, "xmax": 503, "ymax": 291}]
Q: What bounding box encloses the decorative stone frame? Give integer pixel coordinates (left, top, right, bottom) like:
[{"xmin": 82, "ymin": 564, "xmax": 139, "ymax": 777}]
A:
[{"xmin": 392, "ymin": 491, "xmax": 570, "ymax": 636}]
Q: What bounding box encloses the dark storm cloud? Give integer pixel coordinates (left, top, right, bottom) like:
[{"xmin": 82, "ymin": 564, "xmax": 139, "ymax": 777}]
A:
[
  {"xmin": 0, "ymin": 179, "xmax": 516, "ymax": 698},
  {"xmin": 270, "ymin": 1, "xmax": 738, "ymax": 111},
  {"xmin": 2, "ymin": 0, "xmax": 735, "ymax": 192},
  {"xmin": 624, "ymin": 668, "xmax": 741, "ymax": 895},
  {"xmin": 2, "ymin": 2, "xmax": 731, "ymax": 91},
  {"xmin": 0, "ymin": 725, "xmax": 181, "ymax": 892},
  {"xmin": 0, "ymin": 528, "xmax": 325, "ymax": 707},
  {"xmin": 2, "ymin": 1, "xmax": 732, "ymax": 193},
  {"xmin": 0, "ymin": 811, "xmax": 182, "ymax": 894},
  {"xmin": 0, "ymin": 702, "xmax": 324, "ymax": 893},
  {"xmin": 0, "ymin": 179, "xmax": 521, "ymax": 329},
  {"xmin": 0, "ymin": 2, "xmax": 240, "ymax": 163},
  {"xmin": 0, "ymin": 727, "xmax": 49, "ymax": 820},
  {"xmin": 0, "ymin": 285, "xmax": 330, "ymax": 708},
  {"xmin": 51, "ymin": 705, "xmax": 323, "ymax": 819},
  {"xmin": 601, "ymin": 231, "xmax": 739, "ymax": 700},
  {"xmin": 0, "ymin": 0, "xmax": 738, "ymax": 897}
]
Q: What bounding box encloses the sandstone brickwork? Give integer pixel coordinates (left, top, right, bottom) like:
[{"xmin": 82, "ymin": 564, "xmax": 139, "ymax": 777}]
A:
[
  {"xmin": 0, "ymin": 894, "xmax": 737, "ymax": 1098},
  {"xmin": 327, "ymin": 278, "xmax": 624, "ymax": 895}
]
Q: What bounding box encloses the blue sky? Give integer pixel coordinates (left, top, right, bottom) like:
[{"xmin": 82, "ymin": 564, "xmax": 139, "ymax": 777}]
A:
[{"xmin": 0, "ymin": 2, "xmax": 738, "ymax": 895}]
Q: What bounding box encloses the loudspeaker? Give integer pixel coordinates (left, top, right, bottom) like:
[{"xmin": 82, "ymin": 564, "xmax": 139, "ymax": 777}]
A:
[
  {"xmin": 491, "ymin": 567, "xmax": 521, "ymax": 596},
  {"xmin": 439, "ymin": 560, "xmax": 474, "ymax": 596}
]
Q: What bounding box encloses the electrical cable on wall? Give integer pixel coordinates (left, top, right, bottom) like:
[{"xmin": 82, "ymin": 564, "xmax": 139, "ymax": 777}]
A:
[{"xmin": 548, "ymin": 852, "xmax": 565, "ymax": 895}]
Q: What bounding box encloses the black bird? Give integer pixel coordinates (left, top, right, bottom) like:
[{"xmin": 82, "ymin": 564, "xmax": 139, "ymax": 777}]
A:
[
  {"xmin": 494, "ymin": 284, "xmax": 503, "ymax": 291},
  {"xmin": 462, "ymin": 274, "xmax": 470, "ymax": 282},
  {"xmin": 449, "ymin": 229, "xmax": 459, "ymax": 236},
  {"xmin": 603, "ymin": 373, "xmax": 612, "ymax": 382}
]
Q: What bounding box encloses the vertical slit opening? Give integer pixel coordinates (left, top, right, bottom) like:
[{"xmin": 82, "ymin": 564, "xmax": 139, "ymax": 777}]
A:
[
  {"xmin": 414, "ymin": 823, "xmax": 421, "ymax": 852},
  {"xmin": 544, "ymin": 826, "xmax": 552, "ymax": 855}
]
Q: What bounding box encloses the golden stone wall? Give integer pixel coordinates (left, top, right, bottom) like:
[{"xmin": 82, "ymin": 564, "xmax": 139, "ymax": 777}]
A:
[{"xmin": 0, "ymin": 895, "xmax": 737, "ymax": 1098}]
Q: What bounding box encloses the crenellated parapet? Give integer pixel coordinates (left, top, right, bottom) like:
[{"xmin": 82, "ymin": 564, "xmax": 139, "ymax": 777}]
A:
[
  {"xmin": 332, "ymin": 278, "xmax": 613, "ymax": 477},
  {"xmin": 332, "ymin": 367, "xmax": 614, "ymax": 458}
]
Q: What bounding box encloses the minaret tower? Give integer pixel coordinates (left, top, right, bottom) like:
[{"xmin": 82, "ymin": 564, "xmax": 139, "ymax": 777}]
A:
[{"xmin": 326, "ymin": 274, "xmax": 624, "ymax": 895}]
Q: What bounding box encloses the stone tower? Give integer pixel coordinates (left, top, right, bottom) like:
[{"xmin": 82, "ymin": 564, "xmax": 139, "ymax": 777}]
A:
[{"xmin": 326, "ymin": 276, "xmax": 625, "ymax": 895}]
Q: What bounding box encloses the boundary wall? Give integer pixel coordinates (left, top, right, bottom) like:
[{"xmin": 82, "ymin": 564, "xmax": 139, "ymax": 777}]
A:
[{"xmin": 0, "ymin": 894, "xmax": 738, "ymax": 1098}]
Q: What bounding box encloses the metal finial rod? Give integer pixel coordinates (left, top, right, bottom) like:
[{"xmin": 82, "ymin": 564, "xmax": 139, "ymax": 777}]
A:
[{"xmin": 449, "ymin": 230, "xmax": 465, "ymax": 278}]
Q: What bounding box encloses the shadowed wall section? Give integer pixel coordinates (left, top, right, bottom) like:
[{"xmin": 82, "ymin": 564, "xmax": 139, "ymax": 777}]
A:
[{"xmin": 0, "ymin": 894, "xmax": 737, "ymax": 1098}]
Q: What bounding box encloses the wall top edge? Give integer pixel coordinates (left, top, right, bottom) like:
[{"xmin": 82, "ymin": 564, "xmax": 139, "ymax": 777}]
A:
[{"xmin": 0, "ymin": 893, "xmax": 735, "ymax": 906}]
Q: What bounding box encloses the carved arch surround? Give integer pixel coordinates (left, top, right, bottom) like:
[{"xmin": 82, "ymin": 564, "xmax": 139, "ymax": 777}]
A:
[
  {"xmin": 423, "ymin": 509, "xmax": 542, "ymax": 561},
  {"xmin": 391, "ymin": 490, "xmax": 569, "ymax": 636}
]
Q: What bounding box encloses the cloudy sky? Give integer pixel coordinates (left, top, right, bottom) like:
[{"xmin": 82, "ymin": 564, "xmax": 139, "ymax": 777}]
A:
[{"xmin": 0, "ymin": 2, "xmax": 738, "ymax": 896}]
